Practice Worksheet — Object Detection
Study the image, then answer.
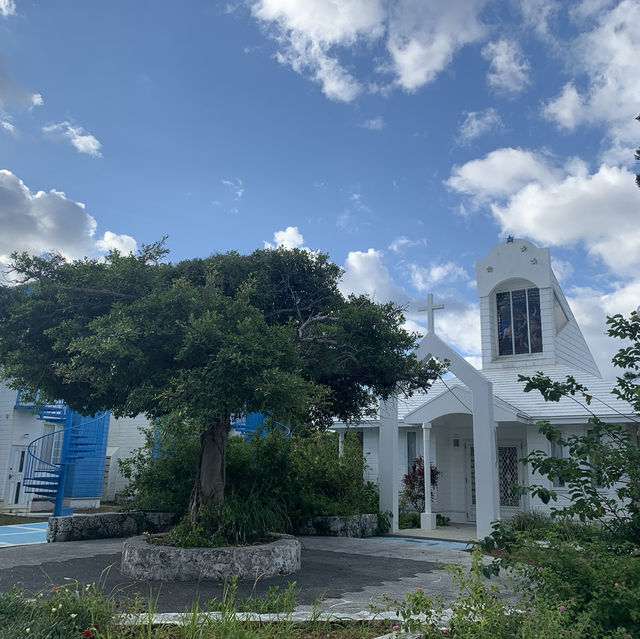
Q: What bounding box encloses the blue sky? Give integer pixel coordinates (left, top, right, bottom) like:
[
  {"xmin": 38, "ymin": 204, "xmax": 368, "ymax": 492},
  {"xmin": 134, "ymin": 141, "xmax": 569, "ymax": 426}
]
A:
[{"xmin": 0, "ymin": 0, "xmax": 638, "ymax": 376}]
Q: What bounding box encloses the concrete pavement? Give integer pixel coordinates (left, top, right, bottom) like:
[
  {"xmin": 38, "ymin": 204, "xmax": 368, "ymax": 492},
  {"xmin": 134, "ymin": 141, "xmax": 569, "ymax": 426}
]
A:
[{"xmin": 0, "ymin": 535, "xmax": 481, "ymax": 615}]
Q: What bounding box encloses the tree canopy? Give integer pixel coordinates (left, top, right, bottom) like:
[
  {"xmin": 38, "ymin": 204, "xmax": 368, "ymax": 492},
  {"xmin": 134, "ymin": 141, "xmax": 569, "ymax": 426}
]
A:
[{"xmin": 0, "ymin": 241, "xmax": 441, "ymax": 518}]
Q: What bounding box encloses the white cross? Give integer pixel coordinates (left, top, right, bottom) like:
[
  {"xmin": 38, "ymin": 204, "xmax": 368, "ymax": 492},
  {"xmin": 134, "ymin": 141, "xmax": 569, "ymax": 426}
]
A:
[{"xmin": 418, "ymin": 293, "xmax": 445, "ymax": 334}]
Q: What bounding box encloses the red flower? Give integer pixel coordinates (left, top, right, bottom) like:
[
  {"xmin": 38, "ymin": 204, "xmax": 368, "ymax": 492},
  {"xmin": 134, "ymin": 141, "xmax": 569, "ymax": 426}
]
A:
[
  {"xmin": 83, "ymin": 630, "xmax": 94, "ymax": 638},
  {"xmin": 52, "ymin": 586, "xmax": 58, "ymax": 591}
]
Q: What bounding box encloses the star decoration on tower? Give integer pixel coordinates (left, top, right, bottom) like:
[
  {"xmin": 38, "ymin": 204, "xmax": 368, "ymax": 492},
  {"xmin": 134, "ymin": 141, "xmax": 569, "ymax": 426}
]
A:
[
  {"xmin": 521, "ymin": 246, "xmax": 527, "ymax": 252},
  {"xmin": 531, "ymin": 258, "xmax": 538, "ymax": 265},
  {"xmin": 487, "ymin": 266, "xmax": 494, "ymax": 272},
  {"xmin": 506, "ymin": 236, "xmax": 514, "ymax": 243}
]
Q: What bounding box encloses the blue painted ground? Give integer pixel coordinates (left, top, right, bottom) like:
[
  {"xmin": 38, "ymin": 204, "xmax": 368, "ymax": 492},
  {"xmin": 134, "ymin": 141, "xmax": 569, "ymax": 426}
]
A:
[{"xmin": 0, "ymin": 522, "xmax": 48, "ymax": 547}]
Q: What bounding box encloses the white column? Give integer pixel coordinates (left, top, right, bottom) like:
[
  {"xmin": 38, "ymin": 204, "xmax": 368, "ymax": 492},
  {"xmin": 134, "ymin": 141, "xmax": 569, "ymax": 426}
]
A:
[
  {"xmin": 338, "ymin": 431, "xmax": 345, "ymax": 457},
  {"xmin": 471, "ymin": 381, "xmax": 500, "ymax": 538},
  {"xmin": 378, "ymin": 396, "xmax": 399, "ymax": 533},
  {"xmin": 421, "ymin": 422, "xmax": 437, "ymax": 529}
]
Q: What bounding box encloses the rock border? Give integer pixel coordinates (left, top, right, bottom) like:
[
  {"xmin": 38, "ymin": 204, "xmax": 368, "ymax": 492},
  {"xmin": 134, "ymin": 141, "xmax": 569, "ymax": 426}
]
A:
[
  {"xmin": 47, "ymin": 512, "xmax": 178, "ymax": 543},
  {"xmin": 294, "ymin": 513, "xmax": 378, "ymax": 537},
  {"xmin": 121, "ymin": 534, "xmax": 301, "ymax": 582}
]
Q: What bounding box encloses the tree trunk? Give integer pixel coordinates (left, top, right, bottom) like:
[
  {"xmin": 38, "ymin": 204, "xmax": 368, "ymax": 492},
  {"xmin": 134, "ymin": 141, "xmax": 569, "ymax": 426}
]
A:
[{"xmin": 189, "ymin": 414, "xmax": 229, "ymax": 521}]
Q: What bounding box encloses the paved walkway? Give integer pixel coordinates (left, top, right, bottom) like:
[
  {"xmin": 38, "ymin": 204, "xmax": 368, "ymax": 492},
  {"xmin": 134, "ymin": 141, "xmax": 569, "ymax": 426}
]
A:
[
  {"xmin": 0, "ymin": 522, "xmax": 48, "ymax": 547},
  {"xmin": 0, "ymin": 535, "xmax": 488, "ymax": 615}
]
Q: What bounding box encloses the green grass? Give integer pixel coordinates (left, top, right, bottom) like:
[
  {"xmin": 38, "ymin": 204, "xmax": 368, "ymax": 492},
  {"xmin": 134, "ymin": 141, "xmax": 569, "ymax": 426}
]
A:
[{"xmin": 0, "ymin": 582, "xmax": 392, "ymax": 639}]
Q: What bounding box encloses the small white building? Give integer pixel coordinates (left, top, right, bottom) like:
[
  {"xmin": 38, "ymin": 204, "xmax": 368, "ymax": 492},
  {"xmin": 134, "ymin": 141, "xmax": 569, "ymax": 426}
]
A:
[{"xmin": 334, "ymin": 238, "xmax": 636, "ymax": 538}]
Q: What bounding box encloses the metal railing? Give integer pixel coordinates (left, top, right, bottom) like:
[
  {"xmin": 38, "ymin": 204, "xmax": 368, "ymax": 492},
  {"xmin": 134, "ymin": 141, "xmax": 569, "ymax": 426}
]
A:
[{"xmin": 23, "ymin": 412, "xmax": 110, "ymax": 513}]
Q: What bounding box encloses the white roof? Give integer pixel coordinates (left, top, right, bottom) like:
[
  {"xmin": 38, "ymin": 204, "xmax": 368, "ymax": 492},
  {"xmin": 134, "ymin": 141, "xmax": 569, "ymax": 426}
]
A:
[{"xmin": 335, "ymin": 365, "xmax": 635, "ymax": 428}]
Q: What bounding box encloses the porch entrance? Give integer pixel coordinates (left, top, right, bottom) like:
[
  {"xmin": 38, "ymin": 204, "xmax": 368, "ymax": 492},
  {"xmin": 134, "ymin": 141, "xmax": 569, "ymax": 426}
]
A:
[{"xmin": 465, "ymin": 441, "xmax": 523, "ymax": 522}]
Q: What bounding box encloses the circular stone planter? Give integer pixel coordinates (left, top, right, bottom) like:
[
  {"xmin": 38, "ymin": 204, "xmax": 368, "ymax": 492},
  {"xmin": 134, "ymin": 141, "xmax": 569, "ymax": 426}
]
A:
[{"xmin": 121, "ymin": 534, "xmax": 301, "ymax": 582}]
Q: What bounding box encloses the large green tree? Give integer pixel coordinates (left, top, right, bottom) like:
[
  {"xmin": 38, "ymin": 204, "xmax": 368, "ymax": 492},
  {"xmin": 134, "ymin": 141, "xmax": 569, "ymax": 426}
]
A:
[{"xmin": 0, "ymin": 242, "xmax": 440, "ymax": 521}]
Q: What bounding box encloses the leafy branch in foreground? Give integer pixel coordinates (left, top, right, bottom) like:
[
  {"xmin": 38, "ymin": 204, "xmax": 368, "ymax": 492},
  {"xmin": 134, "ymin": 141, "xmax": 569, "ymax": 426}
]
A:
[{"xmin": 514, "ymin": 310, "xmax": 640, "ymax": 540}]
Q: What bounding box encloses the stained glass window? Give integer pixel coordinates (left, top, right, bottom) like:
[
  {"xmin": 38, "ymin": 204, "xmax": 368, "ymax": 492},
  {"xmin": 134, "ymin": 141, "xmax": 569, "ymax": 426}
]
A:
[{"xmin": 496, "ymin": 288, "xmax": 542, "ymax": 356}]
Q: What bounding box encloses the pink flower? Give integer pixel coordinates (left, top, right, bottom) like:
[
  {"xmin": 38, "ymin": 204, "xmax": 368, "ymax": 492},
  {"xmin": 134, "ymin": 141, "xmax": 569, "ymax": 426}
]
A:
[
  {"xmin": 392, "ymin": 625, "xmax": 400, "ymax": 631},
  {"xmin": 417, "ymin": 588, "xmax": 424, "ymax": 592},
  {"xmin": 615, "ymin": 583, "xmax": 620, "ymax": 588},
  {"xmin": 558, "ymin": 605, "xmax": 566, "ymax": 612}
]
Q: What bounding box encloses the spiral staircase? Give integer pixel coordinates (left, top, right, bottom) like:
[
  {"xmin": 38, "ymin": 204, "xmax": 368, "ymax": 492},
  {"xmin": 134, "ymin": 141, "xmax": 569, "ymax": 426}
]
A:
[{"xmin": 22, "ymin": 401, "xmax": 110, "ymax": 517}]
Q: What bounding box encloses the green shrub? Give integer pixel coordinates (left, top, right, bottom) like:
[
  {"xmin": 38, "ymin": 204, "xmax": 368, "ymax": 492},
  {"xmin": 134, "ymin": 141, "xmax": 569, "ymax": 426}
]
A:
[
  {"xmin": 168, "ymin": 490, "xmax": 290, "ymax": 548},
  {"xmin": 121, "ymin": 420, "xmax": 379, "ymax": 541},
  {"xmin": 388, "ymin": 549, "xmax": 592, "ymax": 638},
  {"xmin": 226, "ymin": 429, "xmax": 379, "ymax": 527},
  {"xmin": 399, "ymin": 513, "xmax": 420, "ymax": 529},
  {"xmin": 436, "ymin": 513, "xmax": 450, "ymax": 526},
  {"xmin": 118, "ymin": 414, "xmax": 199, "ymax": 514}
]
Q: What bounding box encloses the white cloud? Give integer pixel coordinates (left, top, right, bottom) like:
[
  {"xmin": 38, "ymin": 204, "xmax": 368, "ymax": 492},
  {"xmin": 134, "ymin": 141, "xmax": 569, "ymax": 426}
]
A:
[
  {"xmin": 358, "ymin": 116, "xmax": 385, "ymax": 130},
  {"xmin": 388, "ymin": 236, "xmax": 426, "ymax": 253},
  {"xmin": 481, "ymin": 39, "xmax": 530, "ymax": 95},
  {"xmin": 250, "ymin": 0, "xmax": 487, "ymax": 100},
  {"xmin": 550, "ymin": 257, "xmax": 574, "ymax": 283},
  {"xmin": 519, "ymin": 0, "xmax": 559, "ymax": 37},
  {"xmin": 437, "ymin": 305, "xmax": 481, "ymax": 356},
  {"xmin": 542, "ymin": 83, "xmax": 583, "ymax": 131},
  {"xmin": 386, "ymin": 0, "xmax": 487, "ymax": 92},
  {"xmin": 567, "ymin": 279, "xmax": 640, "ymax": 378},
  {"xmin": 0, "ymin": 0, "xmax": 15, "ymax": 17},
  {"xmin": 446, "ymin": 147, "xmax": 560, "ymax": 203},
  {"xmin": 264, "ymin": 225, "xmax": 308, "ymax": 250},
  {"xmin": 95, "ymin": 231, "xmax": 137, "ymax": 255},
  {"xmin": 222, "ymin": 178, "xmax": 244, "ymax": 200},
  {"xmin": 1, "ymin": 118, "xmax": 16, "ymax": 136},
  {"xmin": 338, "ymin": 248, "xmax": 410, "ymax": 304},
  {"xmin": 0, "ymin": 170, "xmax": 137, "ymax": 282},
  {"xmin": 251, "ymin": 0, "xmax": 385, "ymax": 102},
  {"xmin": 350, "ymin": 192, "xmax": 371, "ymax": 213},
  {"xmin": 542, "ymin": 0, "xmax": 640, "ymax": 160},
  {"xmin": 409, "ymin": 261, "xmax": 469, "ymax": 292},
  {"xmin": 457, "ymin": 108, "xmax": 503, "ymax": 145},
  {"xmin": 42, "ymin": 121, "xmax": 102, "ymax": 157},
  {"xmin": 447, "ymin": 148, "xmax": 640, "ymax": 277}
]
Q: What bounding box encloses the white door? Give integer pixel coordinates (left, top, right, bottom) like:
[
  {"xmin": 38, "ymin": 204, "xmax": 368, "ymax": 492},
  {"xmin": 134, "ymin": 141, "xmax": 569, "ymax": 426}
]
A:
[{"xmin": 5, "ymin": 446, "xmax": 29, "ymax": 507}]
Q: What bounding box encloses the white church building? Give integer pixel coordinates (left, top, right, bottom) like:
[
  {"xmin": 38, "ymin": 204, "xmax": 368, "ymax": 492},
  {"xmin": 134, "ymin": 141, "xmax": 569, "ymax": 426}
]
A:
[{"xmin": 334, "ymin": 237, "xmax": 636, "ymax": 538}]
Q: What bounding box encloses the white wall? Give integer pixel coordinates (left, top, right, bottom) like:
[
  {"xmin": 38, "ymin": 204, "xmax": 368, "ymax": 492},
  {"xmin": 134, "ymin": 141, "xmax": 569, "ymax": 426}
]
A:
[{"xmin": 104, "ymin": 414, "xmax": 149, "ymax": 500}]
